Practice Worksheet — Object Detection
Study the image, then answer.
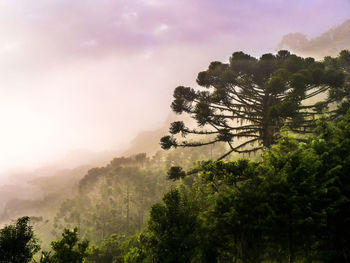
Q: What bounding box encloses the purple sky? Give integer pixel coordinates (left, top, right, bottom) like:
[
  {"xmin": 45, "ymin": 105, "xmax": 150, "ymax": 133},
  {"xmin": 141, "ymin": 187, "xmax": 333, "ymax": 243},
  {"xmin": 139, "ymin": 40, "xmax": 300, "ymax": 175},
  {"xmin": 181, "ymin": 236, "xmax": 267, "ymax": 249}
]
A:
[{"xmin": 0, "ymin": 0, "xmax": 349, "ymax": 172}]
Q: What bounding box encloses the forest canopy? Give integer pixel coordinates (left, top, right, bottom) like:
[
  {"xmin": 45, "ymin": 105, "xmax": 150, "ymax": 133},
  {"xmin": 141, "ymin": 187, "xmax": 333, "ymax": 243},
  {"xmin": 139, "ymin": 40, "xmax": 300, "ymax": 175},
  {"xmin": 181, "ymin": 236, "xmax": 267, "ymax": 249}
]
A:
[
  {"xmin": 4, "ymin": 108, "xmax": 348, "ymax": 262},
  {"xmin": 127, "ymin": 110, "xmax": 350, "ymax": 263}
]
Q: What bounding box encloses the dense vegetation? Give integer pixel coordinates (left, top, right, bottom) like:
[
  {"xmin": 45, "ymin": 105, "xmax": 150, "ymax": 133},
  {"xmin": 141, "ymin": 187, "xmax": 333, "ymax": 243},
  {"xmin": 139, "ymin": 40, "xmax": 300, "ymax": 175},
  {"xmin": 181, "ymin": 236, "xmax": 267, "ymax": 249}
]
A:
[
  {"xmin": 51, "ymin": 144, "xmax": 226, "ymax": 244},
  {"xmin": 122, "ymin": 112, "xmax": 350, "ymax": 262},
  {"xmin": 1, "ymin": 49, "xmax": 349, "ymax": 262}
]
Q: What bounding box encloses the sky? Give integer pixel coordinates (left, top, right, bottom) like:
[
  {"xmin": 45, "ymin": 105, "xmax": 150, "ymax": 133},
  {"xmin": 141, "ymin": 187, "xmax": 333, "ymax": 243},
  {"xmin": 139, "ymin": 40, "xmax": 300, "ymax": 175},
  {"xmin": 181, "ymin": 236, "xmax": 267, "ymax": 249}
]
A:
[{"xmin": 0, "ymin": 0, "xmax": 349, "ymax": 173}]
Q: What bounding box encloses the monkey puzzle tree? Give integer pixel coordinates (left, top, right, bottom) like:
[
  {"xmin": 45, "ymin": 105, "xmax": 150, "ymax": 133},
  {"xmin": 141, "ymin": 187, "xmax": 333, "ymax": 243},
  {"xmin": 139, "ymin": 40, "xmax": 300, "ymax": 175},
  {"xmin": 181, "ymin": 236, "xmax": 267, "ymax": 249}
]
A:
[
  {"xmin": 324, "ymin": 50, "xmax": 350, "ymax": 116},
  {"xmin": 161, "ymin": 50, "xmax": 345, "ymax": 158}
]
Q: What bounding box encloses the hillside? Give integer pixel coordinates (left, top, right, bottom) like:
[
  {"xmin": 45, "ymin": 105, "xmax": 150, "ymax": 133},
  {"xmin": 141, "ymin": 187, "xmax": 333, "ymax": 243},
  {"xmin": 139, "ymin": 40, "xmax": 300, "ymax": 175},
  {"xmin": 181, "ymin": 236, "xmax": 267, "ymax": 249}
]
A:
[{"xmin": 278, "ymin": 19, "xmax": 350, "ymax": 57}]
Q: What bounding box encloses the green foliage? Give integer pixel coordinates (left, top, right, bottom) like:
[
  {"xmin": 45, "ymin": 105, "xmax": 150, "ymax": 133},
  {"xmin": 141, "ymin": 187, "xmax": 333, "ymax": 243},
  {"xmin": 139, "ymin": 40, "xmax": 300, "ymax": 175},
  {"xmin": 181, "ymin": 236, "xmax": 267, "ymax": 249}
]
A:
[
  {"xmin": 53, "ymin": 145, "xmax": 227, "ymax": 244},
  {"xmin": 4, "ymin": 111, "xmax": 350, "ymax": 263},
  {"xmin": 53, "ymin": 154, "xmax": 172, "ymax": 243},
  {"xmin": 123, "ymin": 235, "xmax": 148, "ymax": 263},
  {"xmin": 141, "ymin": 189, "xmax": 200, "ymax": 263},
  {"xmin": 40, "ymin": 227, "xmax": 89, "ymax": 263},
  {"xmin": 167, "ymin": 166, "xmax": 186, "ymax": 181},
  {"xmin": 324, "ymin": 50, "xmax": 350, "ymax": 117},
  {"xmin": 86, "ymin": 234, "xmax": 124, "ymax": 263},
  {"xmin": 128, "ymin": 110, "xmax": 350, "ymax": 263},
  {"xmin": 0, "ymin": 216, "xmax": 40, "ymax": 263},
  {"xmin": 6, "ymin": 94, "xmax": 348, "ymax": 263}
]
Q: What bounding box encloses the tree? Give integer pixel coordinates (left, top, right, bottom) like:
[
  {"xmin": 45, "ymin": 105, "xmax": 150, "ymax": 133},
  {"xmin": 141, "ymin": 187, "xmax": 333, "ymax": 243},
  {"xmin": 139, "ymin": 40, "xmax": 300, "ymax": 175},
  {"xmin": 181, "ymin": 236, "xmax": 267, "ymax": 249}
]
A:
[
  {"xmin": 0, "ymin": 216, "xmax": 40, "ymax": 263},
  {"xmin": 198, "ymin": 112, "xmax": 350, "ymax": 262},
  {"xmin": 324, "ymin": 50, "xmax": 350, "ymax": 116},
  {"xmin": 40, "ymin": 227, "xmax": 89, "ymax": 263},
  {"xmin": 124, "ymin": 110, "xmax": 350, "ymax": 262},
  {"xmin": 142, "ymin": 189, "xmax": 200, "ymax": 263},
  {"xmin": 54, "ymin": 153, "xmax": 173, "ymax": 244},
  {"xmin": 161, "ymin": 50, "xmax": 345, "ymax": 158},
  {"xmin": 86, "ymin": 234, "xmax": 124, "ymax": 263}
]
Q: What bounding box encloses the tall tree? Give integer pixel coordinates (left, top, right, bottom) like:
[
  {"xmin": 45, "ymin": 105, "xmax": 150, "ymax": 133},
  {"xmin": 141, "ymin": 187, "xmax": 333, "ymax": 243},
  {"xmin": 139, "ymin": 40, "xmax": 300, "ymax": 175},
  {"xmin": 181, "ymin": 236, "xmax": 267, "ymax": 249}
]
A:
[
  {"xmin": 161, "ymin": 50, "xmax": 345, "ymax": 158},
  {"xmin": 142, "ymin": 189, "xmax": 200, "ymax": 263},
  {"xmin": 324, "ymin": 50, "xmax": 350, "ymax": 116}
]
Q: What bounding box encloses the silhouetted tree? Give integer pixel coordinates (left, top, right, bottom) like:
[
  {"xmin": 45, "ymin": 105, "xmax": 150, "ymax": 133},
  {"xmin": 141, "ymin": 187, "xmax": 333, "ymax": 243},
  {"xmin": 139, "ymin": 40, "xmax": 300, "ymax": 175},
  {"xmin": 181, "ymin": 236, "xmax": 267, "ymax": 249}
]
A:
[
  {"xmin": 143, "ymin": 189, "xmax": 200, "ymax": 263},
  {"xmin": 0, "ymin": 216, "xmax": 40, "ymax": 263},
  {"xmin": 324, "ymin": 50, "xmax": 350, "ymax": 116},
  {"xmin": 161, "ymin": 51, "xmax": 345, "ymax": 158},
  {"xmin": 40, "ymin": 227, "xmax": 89, "ymax": 263}
]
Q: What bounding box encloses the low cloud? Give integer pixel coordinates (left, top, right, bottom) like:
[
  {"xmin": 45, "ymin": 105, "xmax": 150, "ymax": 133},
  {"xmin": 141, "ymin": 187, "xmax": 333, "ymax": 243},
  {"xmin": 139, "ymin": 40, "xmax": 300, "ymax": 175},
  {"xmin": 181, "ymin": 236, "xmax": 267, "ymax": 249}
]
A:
[{"xmin": 0, "ymin": 0, "xmax": 349, "ymax": 172}]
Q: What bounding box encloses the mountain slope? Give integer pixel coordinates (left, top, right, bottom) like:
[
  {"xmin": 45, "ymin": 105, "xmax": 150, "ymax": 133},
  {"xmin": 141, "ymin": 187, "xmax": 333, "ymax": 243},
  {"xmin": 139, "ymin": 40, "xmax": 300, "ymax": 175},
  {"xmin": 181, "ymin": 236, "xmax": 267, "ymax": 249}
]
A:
[{"xmin": 278, "ymin": 19, "xmax": 350, "ymax": 57}]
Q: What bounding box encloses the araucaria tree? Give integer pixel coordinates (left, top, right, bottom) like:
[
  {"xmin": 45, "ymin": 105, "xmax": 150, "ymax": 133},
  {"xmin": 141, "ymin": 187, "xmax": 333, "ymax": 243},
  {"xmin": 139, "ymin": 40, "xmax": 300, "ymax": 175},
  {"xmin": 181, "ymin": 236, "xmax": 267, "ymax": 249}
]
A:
[
  {"xmin": 324, "ymin": 50, "xmax": 350, "ymax": 116},
  {"xmin": 161, "ymin": 50, "xmax": 345, "ymax": 158}
]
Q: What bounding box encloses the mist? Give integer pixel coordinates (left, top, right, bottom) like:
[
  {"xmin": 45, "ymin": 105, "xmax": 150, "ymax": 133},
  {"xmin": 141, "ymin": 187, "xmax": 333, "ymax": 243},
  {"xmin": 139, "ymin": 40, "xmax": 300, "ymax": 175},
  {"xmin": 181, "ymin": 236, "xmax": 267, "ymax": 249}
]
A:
[
  {"xmin": 0, "ymin": 1, "xmax": 350, "ymax": 261},
  {"xmin": 0, "ymin": 0, "xmax": 349, "ymax": 174}
]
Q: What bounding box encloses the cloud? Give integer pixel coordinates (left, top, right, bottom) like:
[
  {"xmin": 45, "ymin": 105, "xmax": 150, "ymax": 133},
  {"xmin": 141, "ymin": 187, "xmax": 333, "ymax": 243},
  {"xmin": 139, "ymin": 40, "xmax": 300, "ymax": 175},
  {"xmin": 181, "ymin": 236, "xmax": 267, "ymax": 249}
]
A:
[
  {"xmin": 153, "ymin": 24, "xmax": 170, "ymax": 35},
  {"xmin": 0, "ymin": 0, "xmax": 349, "ymax": 171},
  {"xmin": 2, "ymin": 0, "xmax": 349, "ymax": 59}
]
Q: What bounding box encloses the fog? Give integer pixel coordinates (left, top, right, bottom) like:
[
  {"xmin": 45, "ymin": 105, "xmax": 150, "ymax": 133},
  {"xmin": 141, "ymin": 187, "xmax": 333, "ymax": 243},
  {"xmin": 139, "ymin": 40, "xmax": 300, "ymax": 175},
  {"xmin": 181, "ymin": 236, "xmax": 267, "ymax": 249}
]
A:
[{"xmin": 0, "ymin": 0, "xmax": 349, "ymax": 174}]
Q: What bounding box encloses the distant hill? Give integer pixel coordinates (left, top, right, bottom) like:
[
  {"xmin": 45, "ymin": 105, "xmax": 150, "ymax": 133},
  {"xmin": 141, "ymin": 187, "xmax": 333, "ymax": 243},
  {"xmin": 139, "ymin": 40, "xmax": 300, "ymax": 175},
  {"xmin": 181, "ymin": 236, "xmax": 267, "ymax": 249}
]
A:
[
  {"xmin": 0, "ymin": 112, "xmax": 181, "ymax": 222},
  {"xmin": 0, "ymin": 165, "xmax": 90, "ymax": 222},
  {"xmin": 122, "ymin": 113, "xmax": 192, "ymax": 157},
  {"xmin": 278, "ymin": 19, "xmax": 350, "ymax": 58},
  {"xmin": 121, "ymin": 125, "xmax": 166, "ymax": 157}
]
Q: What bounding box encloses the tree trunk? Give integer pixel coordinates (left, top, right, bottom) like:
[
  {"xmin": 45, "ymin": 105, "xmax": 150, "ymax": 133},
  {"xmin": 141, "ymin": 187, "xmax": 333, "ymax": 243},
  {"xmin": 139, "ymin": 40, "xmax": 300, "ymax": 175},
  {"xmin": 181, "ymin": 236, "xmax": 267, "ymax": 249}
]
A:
[
  {"xmin": 126, "ymin": 184, "xmax": 130, "ymax": 235},
  {"xmin": 139, "ymin": 189, "xmax": 144, "ymax": 229},
  {"xmin": 288, "ymin": 230, "xmax": 295, "ymax": 263}
]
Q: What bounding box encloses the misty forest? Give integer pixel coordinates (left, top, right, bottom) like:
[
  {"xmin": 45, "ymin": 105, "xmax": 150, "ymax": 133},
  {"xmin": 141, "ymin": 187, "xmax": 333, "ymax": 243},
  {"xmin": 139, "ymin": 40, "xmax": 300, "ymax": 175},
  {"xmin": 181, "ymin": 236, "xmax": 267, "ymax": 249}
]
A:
[{"xmin": 1, "ymin": 3, "xmax": 350, "ymax": 263}]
